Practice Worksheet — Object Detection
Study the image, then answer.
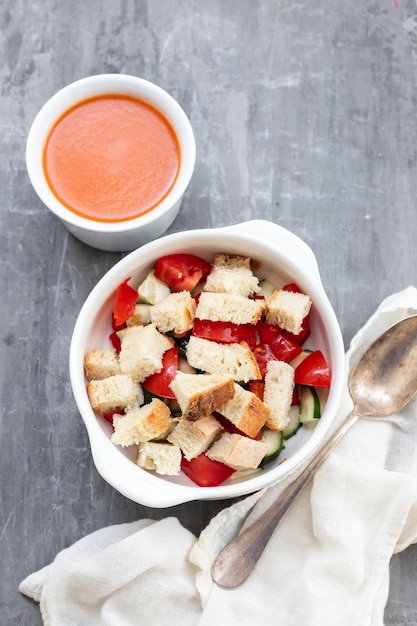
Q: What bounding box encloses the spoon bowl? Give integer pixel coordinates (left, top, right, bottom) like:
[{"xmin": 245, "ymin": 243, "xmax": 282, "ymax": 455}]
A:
[{"xmin": 212, "ymin": 315, "xmax": 417, "ymax": 589}]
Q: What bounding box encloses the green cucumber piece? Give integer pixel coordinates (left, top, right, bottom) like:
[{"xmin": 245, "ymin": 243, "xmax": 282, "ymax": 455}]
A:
[
  {"xmin": 138, "ymin": 270, "xmax": 171, "ymax": 304},
  {"xmin": 258, "ymin": 278, "xmax": 276, "ymax": 301},
  {"xmin": 282, "ymin": 404, "xmax": 302, "ymax": 439},
  {"xmin": 299, "ymin": 385, "xmax": 321, "ymax": 424},
  {"xmin": 259, "ymin": 429, "xmax": 284, "ymax": 467}
]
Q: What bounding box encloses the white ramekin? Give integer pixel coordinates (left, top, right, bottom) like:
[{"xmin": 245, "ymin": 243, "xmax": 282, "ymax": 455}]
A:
[{"xmin": 26, "ymin": 74, "xmax": 196, "ymax": 252}]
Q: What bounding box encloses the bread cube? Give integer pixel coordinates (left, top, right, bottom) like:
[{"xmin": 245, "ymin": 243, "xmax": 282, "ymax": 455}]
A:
[
  {"xmin": 169, "ymin": 371, "xmax": 235, "ymax": 421},
  {"xmin": 263, "ymin": 360, "xmax": 295, "ymax": 431},
  {"xmin": 195, "ymin": 292, "xmax": 264, "ymax": 325},
  {"xmin": 206, "ymin": 433, "xmax": 268, "ymax": 470},
  {"xmin": 186, "ymin": 336, "xmax": 261, "ymax": 382},
  {"xmin": 220, "ymin": 383, "xmax": 270, "ymax": 438},
  {"xmin": 203, "ymin": 254, "xmax": 260, "ymax": 296},
  {"xmin": 265, "ymin": 289, "xmax": 311, "ymax": 336},
  {"xmin": 117, "ymin": 323, "xmax": 174, "ymax": 382},
  {"xmin": 87, "ymin": 374, "xmax": 143, "ymax": 414},
  {"xmin": 150, "ymin": 291, "xmax": 196, "ymax": 334},
  {"xmin": 111, "ymin": 398, "xmax": 173, "ymax": 447},
  {"xmin": 84, "ymin": 348, "xmax": 121, "ymax": 381},
  {"xmin": 167, "ymin": 414, "xmax": 223, "ymax": 460},
  {"xmin": 137, "ymin": 442, "xmax": 181, "ymax": 475}
]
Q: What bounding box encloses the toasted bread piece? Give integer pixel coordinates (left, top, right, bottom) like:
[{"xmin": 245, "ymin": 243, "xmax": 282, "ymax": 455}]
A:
[
  {"xmin": 265, "ymin": 289, "xmax": 311, "ymax": 336},
  {"xmin": 137, "ymin": 442, "xmax": 181, "ymax": 475},
  {"xmin": 203, "ymin": 254, "xmax": 260, "ymax": 296},
  {"xmin": 84, "ymin": 348, "xmax": 121, "ymax": 381},
  {"xmin": 220, "ymin": 383, "xmax": 270, "ymax": 438},
  {"xmin": 111, "ymin": 398, "xmax": 172, "ymax": 447},
  {"xmin": 206, "ymin": 433, "xmax": 268, "ymax": 470},
  {"xmin": 169, "ymin": 371, "xmax": 235, "ymax": 421},
  {"xmin": 167, "ymin": 414, "xmax": 223, "ymax": 460},
  {"xmin": 117, "ymin": 323, "xmax": 174, "ymax": 382},
  {"xmin": 87, "ymin": 374, "xmax": 143, "ymax": 414},
  {"xmin": 195, "ymin": 292, "xmax": 264, "ymax": 325},
  {"xmin": 186, "ymin": 336, "xmax": 261, "ymax": 382},
  {"xmin": 263, "ymin": 360, "xmax": 295, "ymax": 431},
  {"xmin": 150, "ymin": 291, "xmax": 196, "ymax": 334}
]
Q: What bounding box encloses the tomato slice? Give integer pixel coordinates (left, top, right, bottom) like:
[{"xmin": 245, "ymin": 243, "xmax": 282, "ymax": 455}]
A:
[
  {"xmin": 142, "ymin": 346, "xmax": 179, "ymax": 399},
  {"xmin": 181, "ymin": 453, "xmax": 234, "ymax": 487},
  {"xmin": 193, "ymin": 319, "xmax": 258, "ymax": 349},
  {"xmin": 109, "ymin": 330, "xmax": 122, "ymax": 354},
  {"xmin": 252, "ymin": 343, "xmax": 278, "ymax": 379},
  {"xmin": 282, "ymin": 282, "xmax": 303, "ymax": 293},
  {"xmin": 214, "ymin": 412, "xmax": 263, "ymax": 440},
  {"xmin": 259, "ymin": 323, "xmax": 303, "ymax": 362},
  {"xmin": 154, "ymin": 253, "xmax": 212, "ymax": 292},
  {"xmin": 249, "ymin": 380, "xmax": 265, "ymax": 401},
  {"xmin": 294, "ymin": 350, "xmax": 331, "ymax": 387},
  {"xmin": 113, "ymin": 277, "xmax": 138, "ymax": 327}
]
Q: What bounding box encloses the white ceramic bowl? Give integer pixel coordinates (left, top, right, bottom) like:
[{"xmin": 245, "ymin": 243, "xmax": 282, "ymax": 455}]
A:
[
  {"xmin": 70, "ymin": 220, "xmax": 345, "ymax": 507},
  {"xmin": 26, "ymin": 74, "xmax": 196, "ymax": 252}
]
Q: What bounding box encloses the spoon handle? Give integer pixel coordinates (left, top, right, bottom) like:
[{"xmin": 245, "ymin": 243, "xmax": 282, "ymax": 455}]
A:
[{"xmin": 211, "ymin": 409, "xmax": 360, "ymax": 589}]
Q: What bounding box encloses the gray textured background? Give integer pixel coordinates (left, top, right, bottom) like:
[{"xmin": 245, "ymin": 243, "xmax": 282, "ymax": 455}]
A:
[{"xmin": 1, "ymin": 0, "xmax": 417, "ymax": 623}]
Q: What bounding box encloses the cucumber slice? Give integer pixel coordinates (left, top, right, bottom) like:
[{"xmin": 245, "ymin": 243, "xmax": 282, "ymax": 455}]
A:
[
  {"xmin": 289, "ymin": 350, "xmax": 313, "ymax": 370},
  {"xmin": 282, "ymin": 404, "xmax": 302, "ymax": 439},
  {"xmin": 138, "ymin": 270, "xmax": 171, "ymax": 304},
  {"xmin": 126, "ymin": 303, "xmax": 152, "ymax": 325},
  {"xmin": 258, "ymin": 278, "xmax": 276, "ymax": 301},
  {"xmin": 299, "ymin": 385, "xmax": 321, "ymax": 424},
  {"xmin": 259, "ymin": 429, "xmax": 284, "ymax": 467}
]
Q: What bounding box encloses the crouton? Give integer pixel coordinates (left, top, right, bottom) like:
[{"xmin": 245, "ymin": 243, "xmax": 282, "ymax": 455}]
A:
[
  {"xmin": 169, "ymin": 371, "xmax": 235, "ymax": 421},
  {"xmin": 266, "ymin": 289, "xmax": 311, "ymax": 336},
  {"xmin": 150, "ymin": 291, "xmax": 196, "ymax": 334},
  {"xmin": 203, "ymin": 254, "xmax": 260, "ymax": 296},
  {"xmin": 186, "ymin": 336, "xmax": 261, "ymax": 382},
  {"xmin": 219, "ymin": 383, "xmax": 270, "ymax": 438},
  {"xmin": 111, "ymin": 399, "xmax": 173, "ymax": 447},
  {"xmin": 263, "ymin": 360, "xmax": 295, "ymax": 431},
  {"xmin": 117, "ymin": 324, "xmax": 174, "ymax": 382},
  {"xmin": 84, "ymin": 348, "xmax": 121, "ymax": 381},
  {"xmin": 87, "ymin": 374, "xmax": 143, "ymax": 414},
  {"xmin": 195, "ymin": 292, "xmax": 264, "ymax": 325},
  {"xmin": 206, "ymin": 433, "xmax": 268, "ymax": 470},
  {"xmin": 137, "ymin": 442, "xmax": 181, "ymax": 475},
  {"xmin": 167, "ymin": 414, "xmax": 223, "ymax": 460}
]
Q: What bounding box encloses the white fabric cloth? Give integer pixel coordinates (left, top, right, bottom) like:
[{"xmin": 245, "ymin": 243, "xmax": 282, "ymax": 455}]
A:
[{"xmin": 20, "ymin": 287, "xmax": 417, "ymax": 626}]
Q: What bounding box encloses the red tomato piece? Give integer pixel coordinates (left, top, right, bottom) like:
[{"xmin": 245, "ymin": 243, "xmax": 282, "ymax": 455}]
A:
[
  {"xmin": 259, "ymin": 323, "xmax": 303, "ymax": 362},
  {"xmin": 113, "ymin": 277, "xmax": 138, "ymax": 327},
  {"xmin": 154, "ymin": 253, "xmax": 212, "ymax": 292},
  {"xmin": 294, "ymin": 350, "xmax": 331, "ymax": 387},
  {"xmin": 142, "ymin": 346, "xmax": 179, "ymax": 399},
  {"xmin": 181, "ymin": 453, "xmax": 235, "ymax": 487},
  {"xmin": 283, "ymin": 312, "xmax": 311, "ymax": 345},
  {"xmin": 252, "ymin": 343, "xmax": 278, "ymax": 379},
  {"xmin": 292, "ymin": 386, "xmax": 300, "ymax": 405},
  {"xmin": 193, "ymin": 319, "xmax": 258, "ymax": 349},
  {"xmin": 282, "ymin": 282, "xmax": 303, "ymax": 293},
  {"xmin": 109, "ymin": 331, "xmax": 121, "ymax": 354},
  {"xmin": 270, "ymin": 333, "xmax": 303, "ymax": 362},
  {"xmin": 214, "ymin": 412, "xmax": 263, "ymax": 440},
  {"xmin": 249, "ymin": 380, "xmax": 265, "ymax": 401}
]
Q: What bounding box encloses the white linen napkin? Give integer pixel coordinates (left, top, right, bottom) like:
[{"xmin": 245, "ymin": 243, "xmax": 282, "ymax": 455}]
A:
[{"xmin": 20, "ymin": 287, "xmax": 417, "ymax": 626}]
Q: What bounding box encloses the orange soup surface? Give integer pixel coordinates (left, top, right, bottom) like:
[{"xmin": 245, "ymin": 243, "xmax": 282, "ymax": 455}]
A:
[{"xmin": 43, "ymin": 95, "xmax": 181, "ymax": 222}]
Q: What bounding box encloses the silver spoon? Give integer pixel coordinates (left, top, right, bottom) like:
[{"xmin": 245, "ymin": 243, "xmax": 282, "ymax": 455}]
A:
[{"xmin": 211, "ymin": 314, "xmax": 417, "ymax": 589}]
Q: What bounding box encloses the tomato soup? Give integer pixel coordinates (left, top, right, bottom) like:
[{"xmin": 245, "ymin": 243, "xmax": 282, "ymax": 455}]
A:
[{"xmin": 43, "ymin": 95, "xmax": 181, "ymax": 222}]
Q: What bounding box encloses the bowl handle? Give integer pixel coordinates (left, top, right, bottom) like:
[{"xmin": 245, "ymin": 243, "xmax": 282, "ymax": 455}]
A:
[{"xmin": 221, "ymin": 220, "xmax": 322, "ymax": 283}]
